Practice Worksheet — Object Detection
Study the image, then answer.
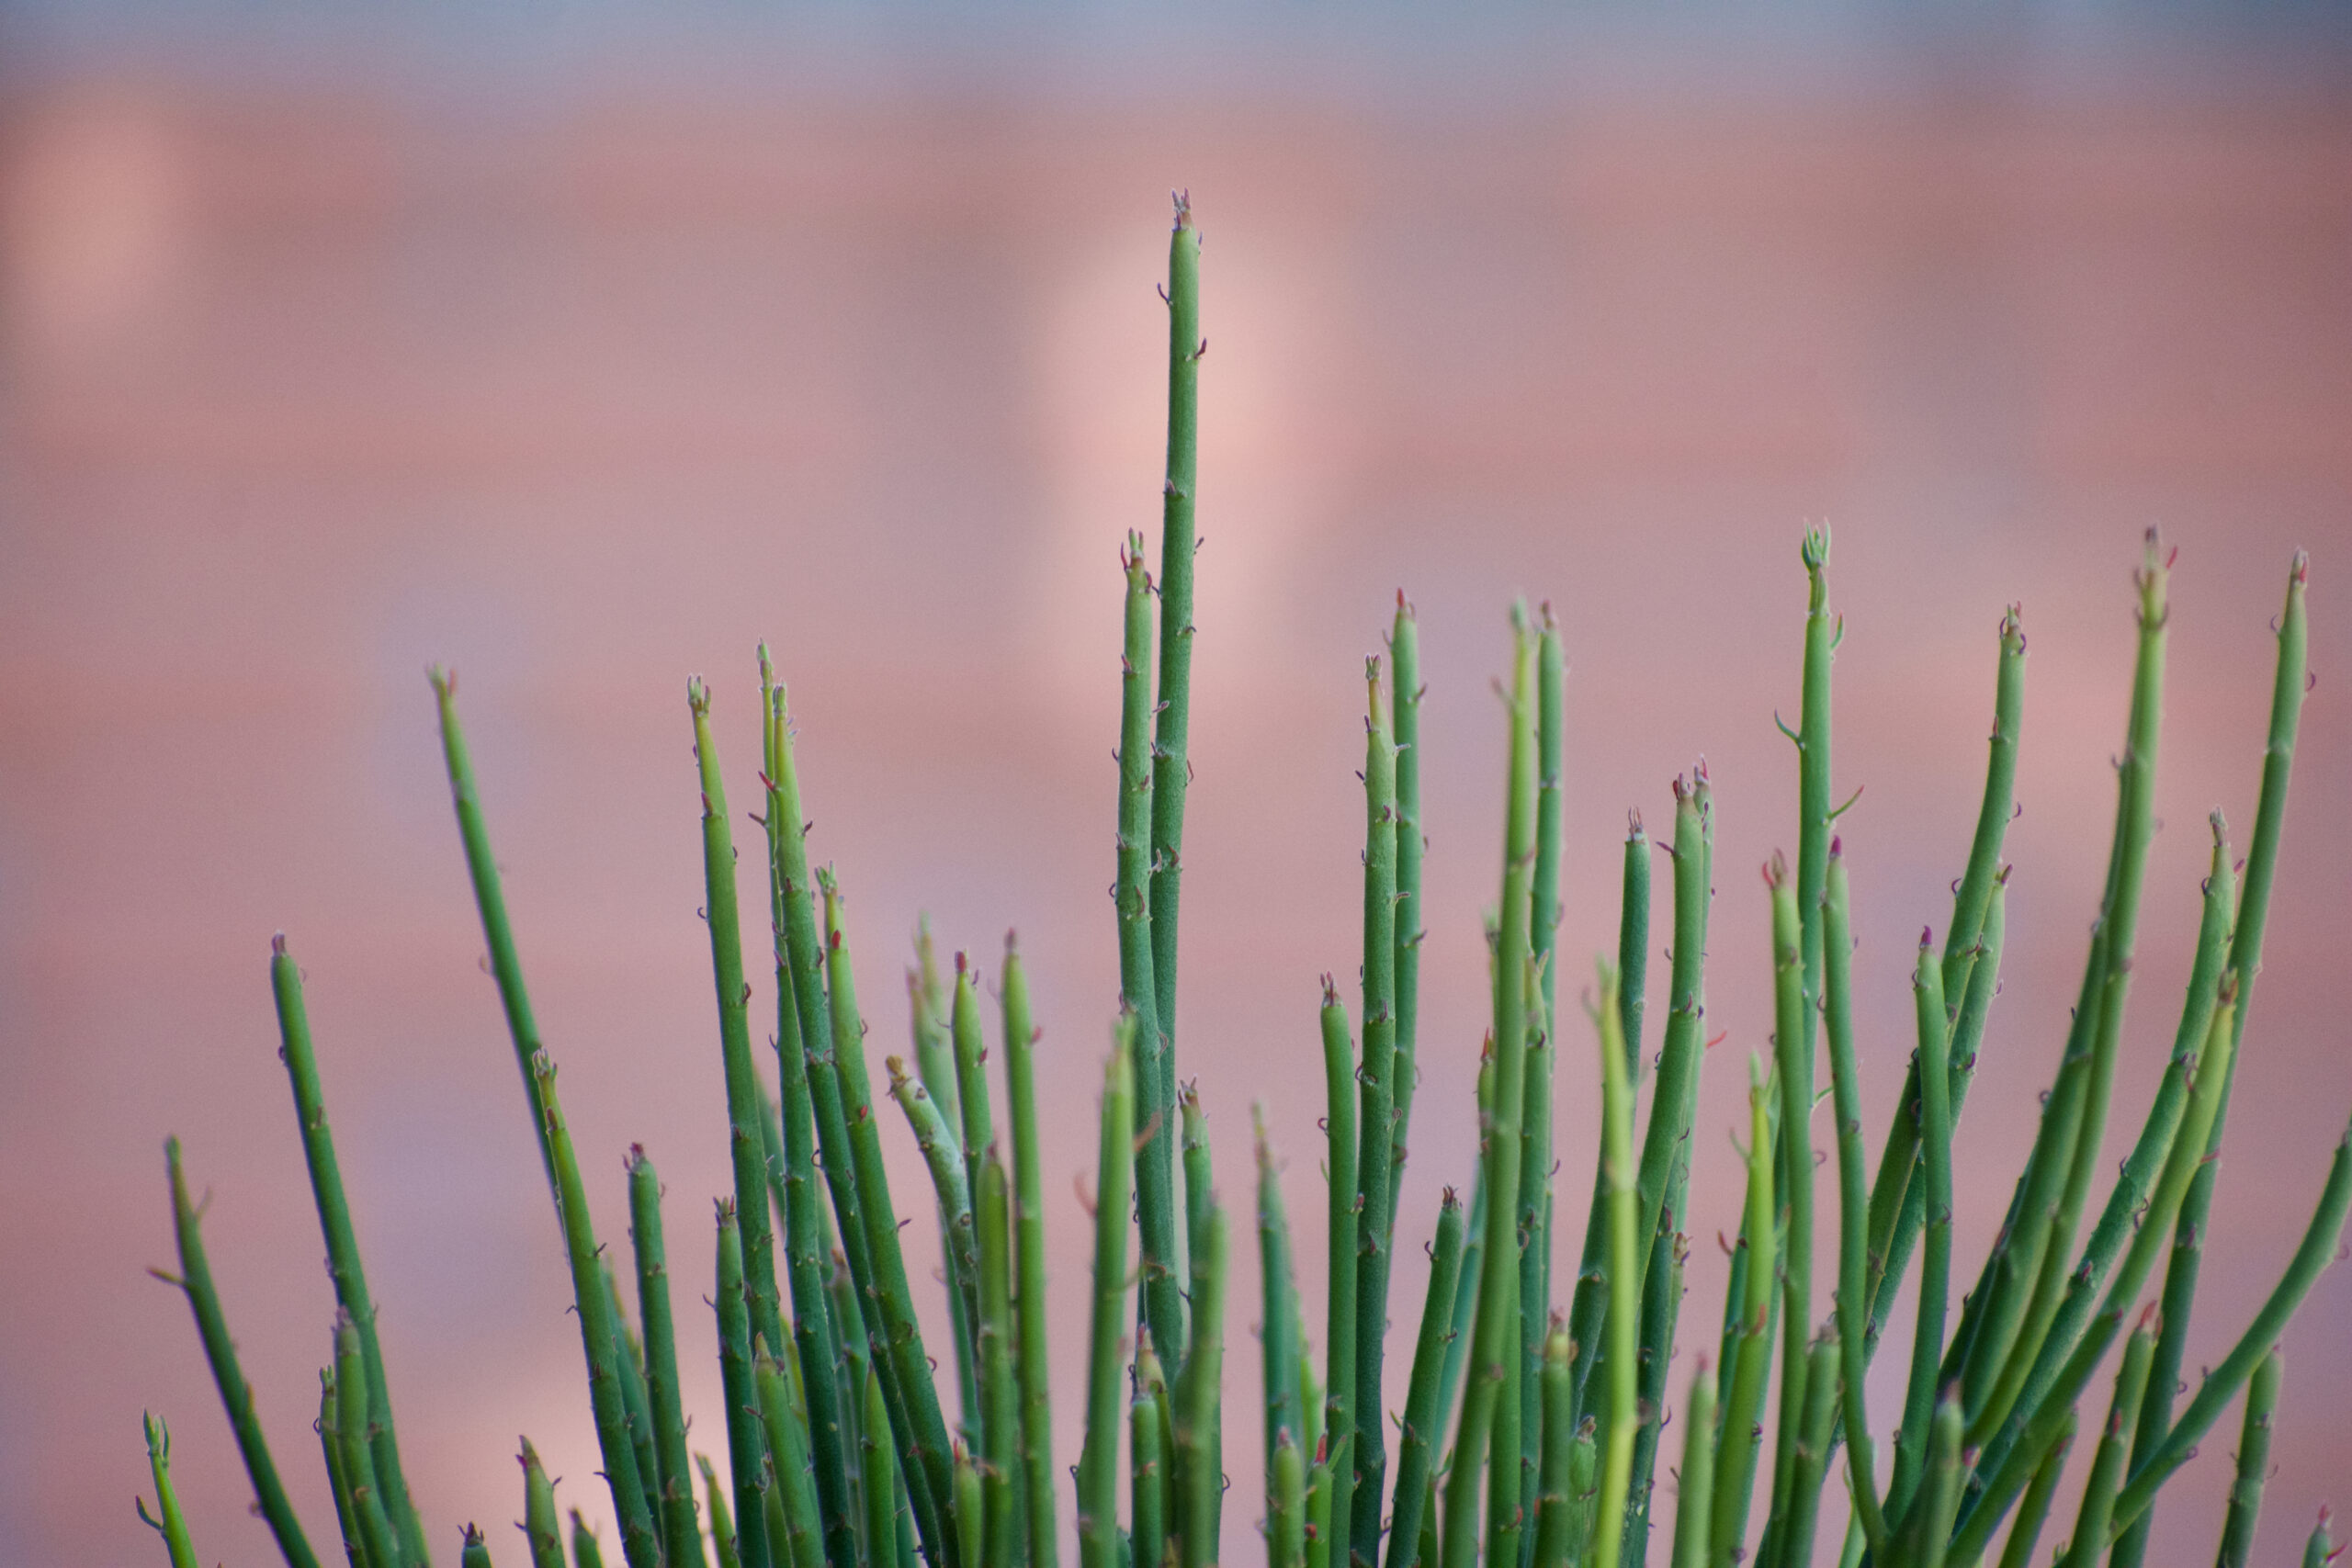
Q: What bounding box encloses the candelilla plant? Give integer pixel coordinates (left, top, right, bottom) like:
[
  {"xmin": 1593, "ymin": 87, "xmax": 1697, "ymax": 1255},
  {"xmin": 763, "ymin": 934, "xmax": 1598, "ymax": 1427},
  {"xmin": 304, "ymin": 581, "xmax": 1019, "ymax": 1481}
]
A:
[{"xmin": 146, "ymin": 195, "xmax": 2346, "ymax": 1568}]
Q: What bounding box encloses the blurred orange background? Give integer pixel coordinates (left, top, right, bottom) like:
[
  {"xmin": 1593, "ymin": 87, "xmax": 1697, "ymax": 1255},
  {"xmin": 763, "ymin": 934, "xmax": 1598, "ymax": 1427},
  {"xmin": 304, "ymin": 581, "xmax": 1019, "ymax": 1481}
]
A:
[{"xmin": 3, "ymin": 10, "xmax": 2350, "ymax": 1565}]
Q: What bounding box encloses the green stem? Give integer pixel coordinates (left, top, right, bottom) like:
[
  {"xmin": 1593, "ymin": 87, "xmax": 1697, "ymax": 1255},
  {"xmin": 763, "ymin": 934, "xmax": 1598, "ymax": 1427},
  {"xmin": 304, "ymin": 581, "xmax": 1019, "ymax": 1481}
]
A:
[
  {"xmin": 2212, "ymin": 1348, "xmax": 2282, "ymax": 1568},
  {"xmin": 978, "ymin": 1153, "xmax": 1018, "ymax": 1568},
  {"xmin": 520, "ymin": 1438, "xmax": 563, "ymax": 1568},
  {"xmin": 605, "ymin": 1260, "xmax": 663, "ymax": 1538},
  {"xmin": 427, "ymin": 669, "xmax": 556, "ymax": 1196},
  {"xmin": 1528, "ymin": 1324, "xmax": 1576, "ymax": 1568},
  {"xmin": 1259, "ymin": 1110, "xmax": 1303, "ymax": 1472},
  {"xmin": 1669, "ymin": 1359, "xmax": 1717, "ymax": 1568},
  {"xmin": 1149, "ymin": 196, "xmax": 1203, "ymax": 1239},
  {"xmin": 1387, "ymin": 596, "xmax": 1426, "ymax": 1242},
  {"xmin": 820, "ymin": 874, "xmax": 956, "ymax": 1562},
  {"xmin": 2052, "ymin": 1317, "xmax": 2155, "ymax": 1568},
  {"xmin": 2106, "ymin": 1111, "xmax": 2352, "ymax": 1543},
  {"xmin": 529, "ymin": 1051, "xmax": 662, "ymax": 1566},
  {"xmin": 154, "ymin": 1139, "xmax": 321, "ymax": 1568},
  {"xmin": 460, "ymin": 1524, "xmax": 493, "ymax": 1568},
  {"xmin": 886, "ymin": 1054, "xmax": 982, "ymax": 1357},
  {"xmin": 693, "ymin": 682, "xmax": 790, "ymax": 1373},
  {"xmin": 1439, "ymin": 618, "xmax": 1538, "ymax": 1568},
  {"xmin": 1566, "ymin": 819, "xmax": 1651, "ymax": 1432},
  {"xmin": 1711, "ymin": 1058, "xmax": 1776, "ymax": 1568},
  {"xmin": 1593, "ymin": 962, "xmax": 1639, "ymax": 1568},
  {"xmin": 1764, "ymin": 854, "xmax": 1815, "ymax": 1550},
  {"xmin": 1384, "ymin": 1188, "xmax": 1464, "ymax": 1568},
  {"xmin": 2120, "ymin": 552, "xmax": 2308, "ymax": 1568},
  {"xmin": 1821, "ymin": 846, "xmax": 1888, "ymax": 1556},
  {"xmin": 1177, "ymin": 1202, "xmax": 1229, "ymax": 1568},
  {"xmin": 1273, "ymin": 1431, "xmax": 1309, "ymax": 1568},
  {"xmin": 1117, "ymin": 531, "xmax": 1182, "ymax": 1374},
  {"xmin": 1078, "ymin": 1023, "xmax": 1137, "ymax": 1568},
  {"xmin": 1134, "ymin": 1346, "xmax": 1170, "ymax": 1568},
  {"xmin": 1990, "ymin": 1415, "xmax": 2072, "ymax": 1568},
  {"xmin": 1774, "ymin": 1335, "xmax": 1841, "ymax": 1568},
  {"xmin": 269, "ymin": 939, "xmax": 425, "ymax": 1567},
  {"xmin": 756, "ymin": 1342, "xmax": 824, "ymax": 1568},
  {"xmin": 1353, "ymin": 660, "xmax": 1402, "ymax": 1567},
  {"xmin": 320, "ymin": 1372, "xmax": 364, "ymax": 1568},
  {"xmin": 717, "ymin": 1201, "xmax": 776, "ymax": 1568},
  {"xmin": 336, "ymin": 1315, "xmax": 401, "ymax": 1568},
  {"xmin": 1321, "ymin": 981, "xmax": 1360, "ymax": 1568},
  {"xmin": 1000, "ymin": 939, "xmax": 1059, "ymax": 1568},
  {"xmin": 699, "ymin": 1453, "xmax": 742, "ymax": 1568},
  {"xmin": 626, "ymin": 1149, "xmax": 707, "ymax": 1568},
  {"xmin": 1865, "ymin": 608, "xmax": 2022, "ymax": 1318},
  {"xmin": 138, "ymin": 1415, "xmax": 199, "ymax": 1568},
  {"xmin": 758, "ymin": 665, "xmax": 860, "ymax": 1568},
  {"xmin": 1887, "ymin": 936, "xmax": 1952, "ymax": 1527}
]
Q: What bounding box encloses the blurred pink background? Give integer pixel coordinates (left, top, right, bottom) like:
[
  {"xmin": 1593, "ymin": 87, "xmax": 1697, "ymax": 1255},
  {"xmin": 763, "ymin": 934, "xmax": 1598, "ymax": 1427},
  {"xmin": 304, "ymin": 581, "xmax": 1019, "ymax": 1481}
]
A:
[{"xmin": 3, "ymin": 11, "xmax": 2350, "ymax": 1565}]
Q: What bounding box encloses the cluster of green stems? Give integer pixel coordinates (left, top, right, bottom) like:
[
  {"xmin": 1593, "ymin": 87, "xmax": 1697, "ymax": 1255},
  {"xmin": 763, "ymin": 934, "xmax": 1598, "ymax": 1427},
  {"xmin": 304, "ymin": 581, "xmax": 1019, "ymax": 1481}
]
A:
[{"xmin": 148, "ymin": 201, "xmax": 2346, "ymax": 1568}]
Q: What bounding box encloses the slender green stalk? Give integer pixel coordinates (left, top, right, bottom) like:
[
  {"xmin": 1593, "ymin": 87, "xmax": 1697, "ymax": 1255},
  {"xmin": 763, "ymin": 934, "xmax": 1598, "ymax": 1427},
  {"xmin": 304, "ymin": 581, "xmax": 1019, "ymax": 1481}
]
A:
[
  {"xmin": 863, "ymin": 1369, "xmax": 900, "ymax": 1568},
  {"xmin": 1149, "ymin": 194, "xmax": 1203, "ymax": 1249},
  {"xmin": 951, "ymin": 959, "xmax": 997, "ymax": 1202},
  {"xmin": 460, "ymin": 1524, "xmax": 493, "ymax": 1568},
  {"xmin": 2304, "ymin": 1511, "xmax": 2335, "ymax": 1568},
  {"xmin": 1529, "ymin": 1324, "xmax": 1577, "ymax": 1568},
  {"xmin": 2120, "ymin": 552, "xmax": 2309, "ymax": 1568},
  {"xmin": 1566, "ymin": 818, "xmax": 1651, "ymax": 1430},
  {"xmin": 1764, "ymin": 854, "xmax": 1814, "ymax": 1548},
  {"xmin": 1866, "ymin": 609, "xmax": 2023, "ymax": 1325},
  {"xmin": 1592, "ymin": 962, "xmax": 1639, "ymax": 1568},
  {"xmin": 1177, "ymin": 1201, "xmax": 1229, "ymax": 1568},
  {"xmin": 154, "ymin": 1139, "xmax": 320, "ymax": 1568},
  {"xmin": 1711, "ymin": 1058, "xmax": 1776, "ymax": 1568},
  {"xmin": 1307, "ymin": 1443, "xmax": 1336, "ymax": 1568},
  {"xmin": 717, "ymin": 1201, "xmax": 775, "ymax": 1568},
  {"xmin": 2106, "ymin": 1111, "xmax": 2352, "ymax": 1542},
  {"xmin": 978, "ymin": 1153, "xmax": 1018, "ymax": 1568},
  {"xmin": 1820, "ymin": 845, "xmax": 1888, "ymax": 1557},
  {"xmin": 1961, "ymin": 824, "xmax": 2231, "ymax": 1462},
  {"xmin": 572, "ymin": 1513, "xmax": 608, "ymax": 1568},
  {"xmin": 1774, "ymin": 1336, "xmax": 1841, "ymax": 1568},
  {"xmin": 1966, "ymin": 538, "xmax": 2170, "ymax": 1435},
  {"xmin": 818, "ymin": 878, "xmax": 955, "ymax": 1567},
  {"xmin": 1519, "ymin": 612, "xmax": 1567, "ymax": 1523},
  {"xmin": 1135, "ymin": 1346, "xmax": 1170, "ymax": 1568},
  {"xmin": 628, "ymin": 1147, "xmax": 709, "ymax": 1568},
  {"xmin": 605, "ymin": 1260, "xmax": 664, "ymax": 1537},
  {"xmin": 1385, "ymin": 1188, "xmax": 1464, "ymax": 1568},
  {"xmin": 692, "ymin": 679, "xmax": 790, "ymax": 1366},
  {"xmin": 1887, "ymin": 936, "xmax": 1952, "ymax": 1524},
  {"xmin": 1621, "ymin": 1208, "xmax": 1687, "ymax": 1565},
  {"xmin": 954, "ymin": 1449, "xmax": 985, "ymax": 1568},
  {"xmin": 320, "ymin": 1371, "xmax": 365, "ymax": 1568},
  {"xmin": 1914, "ymin": 1392, "xmax": 1964, "ymax": 1568},
  {"xmin": 910, "ymin": 921, "xmax": 964, "ymax": 1145},
  {"xmin": 1966, "ymin": 979, "xmax": 2240, "ymax": 1511},
  {"xmin": 887, "ymin": 1055, "xmax": 982, "ymax": 1352},
  {"xmin": 999, "ymin": 938, "xmax": 1059, "ymax": 1568},
  {"xmin": 270, "ymin": 938, "xmax": 425, "ymax": 1567},
  {"xmin": 1440, "ymin": 618, "xmax": 1538, "ymax": 1568},
  {"xmin": 1670, "ymin": 1363, "xmax": 1717, "ymax": 1568},
  {"xmin": 761, "ymin": 668, "xmax": 864, "ymax": 1568},
  {"xmin": 1602, "ymin": 770, "xmax": 1710, "ymax": 1416},
  {"xmin": 1259, "ymin": 1109, "xmax": 1303, "ymax": 1469},
  {"xmin": 757, "ymin": 1342, "xmax": 823, "ymax": 1568},
  {"xmin": 1182, "ymin": 1086, "xmax": 1215, "ymax": 1319},
  {"xmin": 333, "ymin": 1317, "xmax": 400, "ymax": 1568},
  {"xmin": 2053, "ymin": 1315, "xmax": 2155, "ymax": 1568},
  {"xmin": 1991, "ymin": 1415, "xmax": 2073, "ymax": 1568},
  {"xmin": 1274, "ymin": 1430, "xmax": 1309, "ymax": 1568},
  {"xmin": 1793, "ymin": 528, "xmax": 1833, "ymax": 1070},
  {"xmin": 1115, "ymin": 530, "xmax": 1182, "ymax": 1375},
  {"xmin": 1386, "ymin": 595, "xmax": 1425, "ymax": 1241},
  {"xmin": 1432, "ymin": 1152, "xmax": 1484, "ymax": 1455},
  {"xmin": 2212, "ymin": 1348, "xmax": 2282, "ymax": 1568},
  {"xmin": 1320, "ymin": 980, "xmax": 1360, "ymax": 1568},
  {"xmin": 1353, "ymin": 659, "xmax": 1403, "ymax": 1565},
  {"xmin": 700, "ymin": 1454, "xmax": 742, "ymax": 1568},
  {"xmin": 530, "ymin": 1051, "xmax": 661, "ymax": 1566},
  {"xmin": 520, "ymin": 1438, "xmax": 563, "ymax": 1568},
  {"xmin": 1079, "ymin": 1024, "xmax": 1138, "ymax": 1568},
  {"xmin": 428, "ymin": 670, "xmax": 556, "ymax": 1193},
  {"xmin": 137, "ymin": 1415, "xmax": 199, "ymax": 1568}
]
